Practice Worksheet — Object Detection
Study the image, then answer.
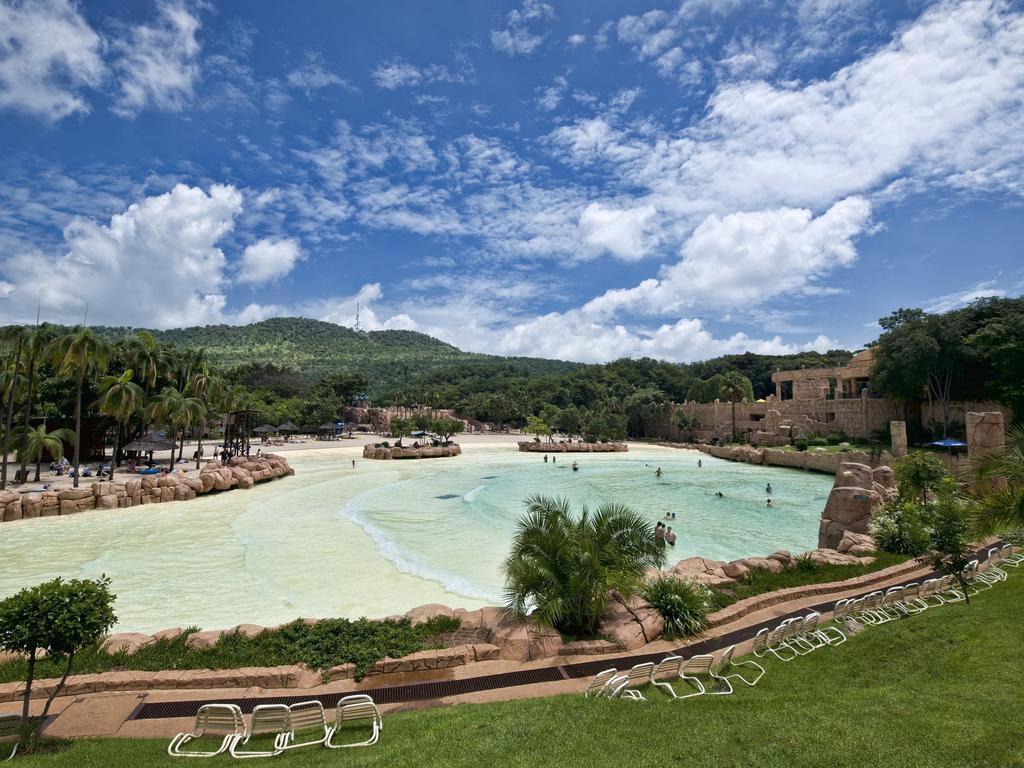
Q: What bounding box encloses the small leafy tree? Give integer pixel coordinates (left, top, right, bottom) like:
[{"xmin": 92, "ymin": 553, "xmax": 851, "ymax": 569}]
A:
[
  {"xmin": 926, "ymin": 482, "xmax": 976, "ymax": 604},
  {"xmin": 552, "ymin": 405, "xmax": 581, "ymax": 436},
  {"xmin": 673, "ymin": 410, "xmax": 701, "ymax": 442},
  {"xmin": 894, "ymin": 451, "xmax": 948, "ymax": 503},
  {"xmin": 0, "ymin": 577, "xmax": 116, "ymax": 749},
  {"xmin": 525, "ymin": 415, "xmax": 551, "ymax": 441},
  {"xmin": 869, "ymin": 497, "xmax": 932, "ymax": 555},
  {"xmin": 19, "ymin": 424, "xmax": 75, "ymax": 482},
  {"xmin": 503, "ymin": 495, "xmax": 665, "ymax": 638},
  {"xmin": 389, "ymin": 417, "xmax": 413, "ymax": 446},
  {"xmin": 431, "ymin": 416, "xmax": 463, "ymax": 443}
]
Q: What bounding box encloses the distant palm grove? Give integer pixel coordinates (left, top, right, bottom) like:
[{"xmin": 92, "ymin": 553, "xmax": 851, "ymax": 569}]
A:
[{"xmin": 1, "ymin": 296, "xmax": 1020, "ymax": 455}]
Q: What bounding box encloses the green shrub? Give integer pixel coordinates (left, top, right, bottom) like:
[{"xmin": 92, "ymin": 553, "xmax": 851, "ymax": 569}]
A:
[
  {"xmin": 794, "ymin": 435, "xmax": 809, "ymax": 451},
  {"xmin": 870, "ymin": 498, "xmax": 932, "ymax": 555},
  {"xmin": 808, "ymin": 436, "xmax": 829, "ymax": 447},
  {"xmin": 894, "ymin": 452, "xmax": 949, "ymax": 502},
  {"xmin": 794, "ymin": 553, "xmax": 820, "ymax": 573},
  {"xmin": 826, "ymin": 431, "xmax": 849, "ymax": 445},
  {"xmin": 641, "ymin": 578, "xmax": 709, "ymax": 640}
]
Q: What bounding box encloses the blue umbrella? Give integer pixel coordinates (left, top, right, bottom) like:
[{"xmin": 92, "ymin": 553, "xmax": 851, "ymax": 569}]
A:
[{"xmin": 927, "ymin": 439, "xmax": 967, "ymax": 448}]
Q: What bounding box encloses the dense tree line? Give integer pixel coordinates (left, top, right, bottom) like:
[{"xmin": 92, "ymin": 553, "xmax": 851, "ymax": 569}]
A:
[{"xmin": 871, "ymin": 297, "xmax": 1024, "ymax": 436}]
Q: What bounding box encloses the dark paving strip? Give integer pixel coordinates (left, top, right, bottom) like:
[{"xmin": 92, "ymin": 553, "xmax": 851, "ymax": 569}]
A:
[{"xmin": 131, "ymin": 544, "xmax": 1002, "ymax": 720}]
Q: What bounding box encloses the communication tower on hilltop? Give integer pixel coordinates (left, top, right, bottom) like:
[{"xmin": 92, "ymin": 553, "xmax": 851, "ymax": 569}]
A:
[{"xmin": 354, "ymin": 301, "xmax": 361, "ymax": 332}]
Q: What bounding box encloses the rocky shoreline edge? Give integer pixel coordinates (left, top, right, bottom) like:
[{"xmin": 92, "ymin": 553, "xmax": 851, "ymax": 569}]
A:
[{"xmin": 0, "ymin": 453, "xmax": 295, "ymax": 523}]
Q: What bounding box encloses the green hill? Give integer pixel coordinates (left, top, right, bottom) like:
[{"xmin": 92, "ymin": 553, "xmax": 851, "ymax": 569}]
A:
[{"xmin": 87, "ymin": 317, "xmax": 580, "ymax": 393}]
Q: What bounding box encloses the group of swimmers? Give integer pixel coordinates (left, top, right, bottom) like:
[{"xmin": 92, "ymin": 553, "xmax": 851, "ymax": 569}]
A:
[
  {"xmin": 654, "ymin": 521, "xmax": 676, "ymax": 547},
  {"xmin": 542, "ymin": 455, "xmax": 580, "ymax": 471}
]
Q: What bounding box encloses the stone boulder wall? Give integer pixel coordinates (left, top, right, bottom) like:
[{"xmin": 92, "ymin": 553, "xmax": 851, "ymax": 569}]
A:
[
  {"xmin": 363, "ymin": 444, "xmax": 462, "ymax": 460},
  {"xmin": 0, "ymin": 454, "xmax": 294, "ymax": 525},
  {"xmin": 518, "ymin": 441, "xmax": 628, "ymax": 453},
  {"xmin": 597, "ymin": 591, "xmax": 664, "ymax": 650},
  {"xmin": 817, "ymin": 462, "xmax": 894, "ymax": 549}
]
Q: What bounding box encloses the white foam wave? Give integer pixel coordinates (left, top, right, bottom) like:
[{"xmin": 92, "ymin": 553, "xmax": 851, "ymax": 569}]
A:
[
  {"xmin": 340, "ymin": 501, "xmax": 499, "ymax": 603},
  {"xmin": 463, "ymin": 485, "xmax": 486, "ymax": 503}
]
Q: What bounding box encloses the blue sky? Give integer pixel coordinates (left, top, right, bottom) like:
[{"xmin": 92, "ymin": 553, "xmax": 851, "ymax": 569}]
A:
[{"xmin": 0, "ymin": 0, "xmax": 1022, "ymax": 363}]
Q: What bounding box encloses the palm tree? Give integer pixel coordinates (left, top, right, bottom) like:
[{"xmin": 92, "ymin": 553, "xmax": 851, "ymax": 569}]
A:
[
  {"xmin": 15, "ymin": 323, "xmax": 57, "ymax": 481},
  {"xmin": 0, "ymin": 327, "xmax": 25, "ymax": 489},
  {"xmin": 188, "ymin": 368, "xmax": 222, "ymax": 469},
  {"xmin": 148, "ymin": 386, "xmax": 205, "ymax": 471},
  {"xmin": 95, "ymin": 369, "xmax": 144, "ymax": 479},
  {"xmin": 47, "ymin": 327, "xmax": 111, "ymax": 488},
  {"xmin": 124, "ymin": 331, "xmax": 169, "ymax": 397},
  {"xmin": 503, "ymin": 495, "xmax": 666, "ymax": 638},
  {"xmin": 969, "ymin": 425, "xmax": 1024, "ymax": 536},
  {"xmin": 21, "ymin": 424, "xmax": 75, "ymax": 482},
  {"xmin": 719, "ymin": 371, "xmax": 749, "ymax": 444}
]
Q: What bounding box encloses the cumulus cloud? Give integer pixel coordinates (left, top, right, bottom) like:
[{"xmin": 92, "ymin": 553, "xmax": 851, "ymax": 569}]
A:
[
  {"xmin": 237, "ymin": 238, "xmax": 303, "ymax": 284},
  {"xmin": 568, "ymin": 33, "xmax": 586, "ymax": 46},
  {"xmin": 371, "ymin": 57, "xmax": 464, "ymax": 89},
  {"xmin": 0, "ymin": 183, "xmax": 242, "ymax": 328},
  {"xmin": 0, "ymin": 0, "xmax": 104, "ymax": 121},
  {"xmin": 578, "ymin": 203, "xmax": 657, "ymax": 261},
  {"xmin": 112, "ymin": 0, "xmax": 202, "ymax": 117},
  {"xmin": 491, "ymin": 0, "xmax": 555, "ymax": 56},
  {"xmin": 582, "ymin": 198, "xmax": 872, "ymax": 318}
]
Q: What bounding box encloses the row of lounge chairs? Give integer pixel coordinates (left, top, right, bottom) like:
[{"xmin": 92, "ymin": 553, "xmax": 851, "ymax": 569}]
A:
[
  {"xmin": 586, "ymin": 544, "xmax": 1019, "ymax": 701},
  {"xmin": 584, "ymin": 644, "xmax": 765, "ymax": 701},
  {"xmin": 168, "ymin": 695, "xmax": 382, "ymax": 758}
]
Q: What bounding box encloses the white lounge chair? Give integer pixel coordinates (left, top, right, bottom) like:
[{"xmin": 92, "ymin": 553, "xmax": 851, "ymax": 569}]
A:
[
  {"xmin": 984, "ymin": 548, "xmax": 1009, "ymax": 581},
  {"xmin": 679, "ymin": 654, "xmax": 721, "ymax": 695},
  {"xmin": 1000, "ymin": 543, "xmax": 1024, "ymax": 567},
  {"xmin": 855, "ymin": 591, "xmax": 892, "ymax": 624},
  {"xmin": 608, "ymin": 662, "xmax": 656, "ymax": 701},
  {"xmin": 712, "ymin": 645, "xmax": 765, "ymax": 690},
  {"xmin": 326, "ymin": 695, "xmax": 382, "ymax": 748},
  {"xmin": 803, "ymin": 612, "xmax": 846, "ymax": 646},
  {"xmin": 1, "ymin": 715, "xmax": 19, "ymax": 762},
  {"xmin": 780, "ymin": 618, "xmax": 815, "ymax": 654},
  {"xmin": 752, "ymin": 627, "xmax": 796, "ymax": 662},
  {"xmin": 899, "ymin": 583, "xmax": 929, "ymax": 613},
  {"xmin": 276, "ymin": 700, "xmax": 329, "ymax": 752},
  {"xmin": 650, "ymin": 656, "xmax": 705, "ymax": 699},
  {"xmin": 229, "ymin": 704, "xmax": 290, "ymax": 759},
  {"xmin": 584, "ymin": 668, "xmax": 624, "ymax": 698},
  {"xmin": 167, "ymin": 703, "xmax": 245, "ymax": 758}
]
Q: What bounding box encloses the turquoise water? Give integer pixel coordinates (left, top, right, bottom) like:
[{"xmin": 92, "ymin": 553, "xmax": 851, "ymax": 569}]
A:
[{"xmin": 0, "ymin": 445, "xmax": 830, "ymax": 632}]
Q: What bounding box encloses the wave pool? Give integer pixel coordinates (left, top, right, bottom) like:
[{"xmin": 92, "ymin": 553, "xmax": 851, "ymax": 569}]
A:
[{"xmin": 0, "ymin": 445, "xmax": 831, "ymax": 632}]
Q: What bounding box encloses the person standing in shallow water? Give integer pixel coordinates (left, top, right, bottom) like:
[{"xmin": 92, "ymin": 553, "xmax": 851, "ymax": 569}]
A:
[
  {"xmin": 655, "ymin": 467, "xmax": 662, "ymax": 477},
  {"xmin": 766, "ymin": 482, "xmax": 773, "ymax": 494},
  {"xmin": 697, "ymin": 459, "xmax": 702, "ymax": 468}
]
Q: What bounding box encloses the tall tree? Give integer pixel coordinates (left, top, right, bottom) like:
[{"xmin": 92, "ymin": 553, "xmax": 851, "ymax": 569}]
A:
[
  {"xmin": 15, "ymin": 323, "xmax": 57, "ymax": 482},
  {"xmin": 0, "ymin": 327, "xmax": 24, "ymax": 489},
  {"xmin": 95, "ymin": 369, "xmax": 144, "ymax": 479},
  {"xmin": 148, "ymin": 387, "xmax": 205, "ymax": 471},
  {"xmin": 47, "ymin": 327, "xmax": 110, "ymax": 488},
  {"xmin": 719, "ymin": 370, "xmax": 753, "ymax": 443}
]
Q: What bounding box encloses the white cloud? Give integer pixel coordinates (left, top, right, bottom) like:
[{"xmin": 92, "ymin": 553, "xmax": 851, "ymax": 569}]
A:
[
  {"xmin": 923, "ymin": 280, "xmax": 1008, "ymax": 314},
  {"xmin": 578, "ymin": 203, "xmax": 657, "ymax": 261},
  {"xmin": 112, "ymin": 0, "xmax": 202, "ymax": 117},
  {"xmin": 370, "ymin": 57, "xmax": 464, "ymax": 90},
  {"xmin": 582, "ymin": 197, "xmax": 873, "ymax": 317},
  {"xmin": 0, "ymin": 0, "xmax": 104, "ymax": 121},
  {"xmin": 237, "ymin": 238, "xmax": 303, "ymax": 284},
  {"xmin": 491, "ymin": 0, "xmax": 555, "ymax": 56},
  {"xmin": 0, "ymin": 183, "xmax": 243, "ymax": 328},
  {"xmin": 286, "ymin": 54, "xmax": 354, "ymax": 95},
  {"xmin": 568, "ymin": 34, "xmax": 586, "ymax": 46}
]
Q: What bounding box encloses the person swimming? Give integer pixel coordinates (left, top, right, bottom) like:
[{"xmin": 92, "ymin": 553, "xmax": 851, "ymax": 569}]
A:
[
  {"xmin": 655, "ymin": 467, "xmax": 662, "ymax": 477},
  {"xmin": 697, "ymin": 459, "xmax": 702, "ymax": 468},
  {"xmin": 766, "ymin": 482, "xmax": 773, "ymax": 494},
  {"xmin": 571, "ymin": 461, "xmax": 579, "ymax": 472},
  {"xmin": 766, "ymin": 498, "xmax": 773, "ymax": 508},
  {"xmin": 715, "ymin": 491, "xmax": 724, "ymax": 498}
]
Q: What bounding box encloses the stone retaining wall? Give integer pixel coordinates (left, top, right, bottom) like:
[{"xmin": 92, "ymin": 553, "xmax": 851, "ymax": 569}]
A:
[
  {"xmin": 517, "ymin": 441, "xmax": 628, "ymax": 453},
  {"xmin": 696, "ymin": 443, "xmax": 893, "ymax": 475},
  {"xmin": 362, "ymin": 444, "xmax": 462, "ymax": 460},
  {"xmin": 0, "ymin": 453, "xmax": 294, "ymax": 524}
]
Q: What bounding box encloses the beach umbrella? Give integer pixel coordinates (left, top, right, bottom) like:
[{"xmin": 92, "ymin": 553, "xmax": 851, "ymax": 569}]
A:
[
  {"xmin": 278, "ymin": 421, "xmax": 300, "ymax": 433},
  {"xmin": 253, "ymin": 424, "xmax": 278, "ymax": 434}
]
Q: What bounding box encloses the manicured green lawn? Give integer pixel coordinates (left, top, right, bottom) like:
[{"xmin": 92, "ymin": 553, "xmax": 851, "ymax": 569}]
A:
[{"xmin": 13, "ymin": 575, "xmax": 1024, "ymax": 767}]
